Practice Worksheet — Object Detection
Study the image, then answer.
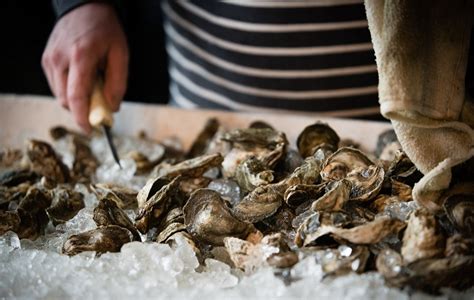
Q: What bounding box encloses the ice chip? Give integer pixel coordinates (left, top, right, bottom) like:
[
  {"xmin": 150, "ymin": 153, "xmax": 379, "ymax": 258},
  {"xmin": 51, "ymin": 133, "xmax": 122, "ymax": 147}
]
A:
[{"xmin": 0, "ymin": 231, "xmax": 21, "ymax": 250}]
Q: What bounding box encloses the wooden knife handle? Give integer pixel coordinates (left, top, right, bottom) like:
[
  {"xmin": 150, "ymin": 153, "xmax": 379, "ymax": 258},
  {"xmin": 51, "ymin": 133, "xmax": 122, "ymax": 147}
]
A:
[{"xmin": 88, "ymin": 79, "xmax": 113, "ymax": 128}]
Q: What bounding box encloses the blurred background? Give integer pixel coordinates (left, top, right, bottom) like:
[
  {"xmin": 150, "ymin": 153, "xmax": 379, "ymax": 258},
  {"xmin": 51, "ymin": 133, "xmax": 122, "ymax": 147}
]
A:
[
  {"xmin": 0, "ymin": 0, "xmax": 169, "ymax": 104},
  {"xmin": 0, "ymin": 1, "xmax": 472, "ymax": 104}
]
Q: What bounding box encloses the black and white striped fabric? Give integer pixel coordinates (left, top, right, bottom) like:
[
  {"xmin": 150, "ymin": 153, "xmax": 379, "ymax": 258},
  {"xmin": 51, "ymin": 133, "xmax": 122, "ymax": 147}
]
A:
[{"xmin": 163, "ymin": 0, "xmax": 380, "ymax": 118}]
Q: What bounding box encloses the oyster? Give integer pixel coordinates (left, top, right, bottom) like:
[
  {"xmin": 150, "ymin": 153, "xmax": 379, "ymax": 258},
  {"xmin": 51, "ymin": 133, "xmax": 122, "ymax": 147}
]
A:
[
  {"xmin": 0, "ymin": 210, "xmax": 21, "ymax": 235},
  {"xmin": 444, "ymin": 192, "xmax": 474, "ymax": 237},
  {"xmin": 376, "ymin": 248, "xmax": 403, "ymax": 279},
  {"xmin": 299, "ymin": 215, "xmax": 405, "ymax": 248},
  {"xmin": 26, "ymin": 139, "xmax": 70, "ymax": 183},
  {"xmin": 375, "ymin": 129, "xmax": 400, "ymax": 161},
  {"xmin": 311, "ymin": 180, "xmax": 351, "ymax": 212},
  {"xmin": 283, "ymin": 183, "xmax": 326, "ymax": 208},
  {"xmin": 71, "ymin": 136, "xmax": 98, "ymax": 182},
  {"xmin": 232, "ymin": 185, "xmax": 283, "ymax": 223},
  {"xmin": 93, "ymin": 197, "xmax": 141, "ymax": 241},
  {"xmin": 183, "ymin": 189, "xmax": 253, "ymax": 245},
  {"xmin": 320, "ymin": 245, "xmax": 370, "ymax": 276},
  {"xmin": 46, "ymin": 187, "xmax": 85, "ymax": 225},
  {"xmin": 0, "ymin": 169, "xmax": 38, "ymax": 187},
  {"xmin": 386, "ymin": 256, "xmax": 474, "ymax": 293},
  {"xmin": 152, "ymin": 153, "xmax": 223, "ymax": 179},
  {"xmin": 401, "ymin": 208, "xmax": 445, "ymax": 264},
  {"xmin": 91, "ymin": 183, "xmax": 138, "ymax": 210},
  {"xmin": 346, "ymin": 165, "xmax": 384, "ymax": 201},
  {"xmin": 0, "ymin": 148, "xmax": 23, "ymax": 169},
  {"xmin": 224, "ymin": 233, "xmax": 298, "ymax": 274},
  {"xmin": 187, "ymin": 118, "xmax": 220, "ymax": 158},
  {"xmin": 154, "ymin": 207, "xmax": 187, "ymax": 243},
  {"xmin": 296, "ymin": 122, "xmax": 339, "ymax": 158},
  {"xmin": 135, "ymin": 176, "xmax": 180, "ymax": 234},
  {"xmin": 62, "ymin": 225, "xmax": 133, "ymax": 256},
  {"xmin": 445, "ymin": 234, "xmax": 474, "ymax": 257},
  {"xmin": 320, "ymin": 147, "xmax": 374, "ymax": 182},
  {"xmin": 235, "ymin": 156, "xmax": 274, "ymax": 193},
  {"xmin": 221, "ymin": 128, "xmax": 287, "ymax": 177}
]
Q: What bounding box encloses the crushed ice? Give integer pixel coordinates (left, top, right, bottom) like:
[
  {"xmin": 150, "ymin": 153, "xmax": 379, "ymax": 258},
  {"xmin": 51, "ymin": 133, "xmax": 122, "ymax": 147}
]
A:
[{"xmin": 2, "ymin": 136, "xmax": 474, "ymax": 299}]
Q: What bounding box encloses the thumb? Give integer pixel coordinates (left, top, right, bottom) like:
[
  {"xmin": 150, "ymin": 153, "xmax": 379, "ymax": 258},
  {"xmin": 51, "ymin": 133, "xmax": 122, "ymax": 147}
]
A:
[{"xmin": 103, "ymin": 45, "xmax": 128, "ymax": 112}]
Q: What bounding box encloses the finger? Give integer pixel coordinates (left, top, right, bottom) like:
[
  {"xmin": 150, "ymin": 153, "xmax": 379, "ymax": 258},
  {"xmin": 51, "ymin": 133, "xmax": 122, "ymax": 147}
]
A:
[
  {"xmin": 53, "ymin": 67, "xmax": 69, "ymax": 110},
  {"xmin": 67, "ymin": 49, "xmax": 98, "ymax": 133},
  {"xmin": 103, "ymin": 44, "xmax": 128, "ymax": 112}
]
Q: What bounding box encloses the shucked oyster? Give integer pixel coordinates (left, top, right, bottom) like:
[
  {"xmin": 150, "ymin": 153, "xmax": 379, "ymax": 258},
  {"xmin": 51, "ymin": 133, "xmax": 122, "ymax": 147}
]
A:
[
  {"xmin": 62, "ymin": 225, "xmax": 133, "ymax": 256},
  {"xmin": 183, "ymin": 189, "xmax": 253, "ymax": 245},
  {"xmin": 296, "ymin": 122, "xmax": 340, "ymax": 158},
  {"xmin": 26, "ymin": 140, "xmax": 70, "ymax": 183},
  {"xmin": 93, "ymin": 197, "xmax": 141, "ymax": 241}
]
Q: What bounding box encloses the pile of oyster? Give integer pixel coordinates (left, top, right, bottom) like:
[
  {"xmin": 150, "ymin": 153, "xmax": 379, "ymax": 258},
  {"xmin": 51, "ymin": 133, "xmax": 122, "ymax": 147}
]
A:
[{"xmin": 1, "ymin": 120, "xmax": 473, "ymax": 294}]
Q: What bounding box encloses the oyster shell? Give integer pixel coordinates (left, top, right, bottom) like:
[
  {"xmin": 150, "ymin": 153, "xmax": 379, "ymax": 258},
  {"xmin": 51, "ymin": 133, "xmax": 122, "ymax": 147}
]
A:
[
  {"xmin": 445, "ymin": 234, "xmax": 474, "ymax": 257},
  {"xmin": 187, "ymin": 118, "xmax": 220, "ymax": 158},
  {"xmin": 0, "ymin": 148, "xmax": 23, "ymax": 169},
  {"xmin": 320, "ymin": 245, "xmax": 370, "ymax": 276},
  {"xmin": 320, "ymin": 147, "xmax": 374, "ymax": 182},
  {"xmin": 386, "ymin": 256, "xmax": 474, "ymax": 293},
  {"xmin": 283, "ymin": 183, "xmax": 326, "ymax": 208},
  {"xmin": 183, "ymin": 189, "xmax": 253, "ymax": 245},
  {"xmin": 71, "ymin": 136, "xmax": 98, "ymax": 182},
  {"xmin": 62, "ymin": 225, "xmax": 133, "ymax": 256},
  {"xmin": 152, "ymin": 153, "xmax": 223, "ymax": 179},
  {"xmin": 135, "ymin": 176, "xmax": 180, "ymax": 234},
  {"xmin": 444, "ymin": 192, "xmax": 474, "ymax": 237},
  {"xmin": 93, "ymin": 197, "xmax": 141, "ymax": 241},
  {"xmin": 46, "ymin": 187, "xmax": 85, "ymax": 226},
  {"xmin": 224, "ymin": 232, "xmax": 297, "ymax": 274},
  {"xmin": 26, "ymin": 139, "xmax": 70, "ymax": 183},
  {"xmin": 299, "ymin": 215, "xmax": 405, "ymax": 248},
  {"xmin": 235, "ymin": 156, "xmax": 274, "ymax": 193},
  {"xmin": 376, "ymin": 248, "xmax": 403, "ymax": 279},
  {"xmin": 345, "ymin": 165, "xmax": 384, "ymax": 201},
  {"xmin": 0, "ymin": 169, "xmax": 38, "ymax": 187},
  {"xmin": 0, "ymin": 210, "xmax": 21, "ymax": 235},
  {"xmin": 401, "ymin": 208, "xmax": 445, "ymax": 264},
  {"xmin": 221, "ymin": 128, "xmax": 287, "ymax": 177},
  {"xmin": 232, "ymin": 185, "xmax": 283, "ymax": 223},
  {"xmin": 92, "ymin": 183, "xmax": 138, "ymax": 210},
  {"xmin": 296, "ymin": 122, "xmax": 339, "ymax": 158},
  {"xmin": 310, "ymin": 180, "xmax": 351, "ymax": 212}
]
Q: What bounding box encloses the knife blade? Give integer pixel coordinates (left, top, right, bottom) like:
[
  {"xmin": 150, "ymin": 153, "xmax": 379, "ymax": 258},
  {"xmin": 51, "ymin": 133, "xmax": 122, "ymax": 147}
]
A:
[{"xmin": 88, "ymin": 79, "xmax": 122, "ymax": 168}]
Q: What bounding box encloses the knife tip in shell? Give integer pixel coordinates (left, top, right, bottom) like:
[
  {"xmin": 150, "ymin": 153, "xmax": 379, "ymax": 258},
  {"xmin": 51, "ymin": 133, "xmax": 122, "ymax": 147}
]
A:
[{"xmin": 102, "ymin": 125, "xmax": 122, "ymax": 169}]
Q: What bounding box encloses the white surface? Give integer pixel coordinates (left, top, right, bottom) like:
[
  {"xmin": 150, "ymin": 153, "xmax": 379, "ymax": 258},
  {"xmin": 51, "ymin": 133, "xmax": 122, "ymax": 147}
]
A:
[{"xmin": 0, "ymin": 94, "xmax": 391, "ymax": 151}]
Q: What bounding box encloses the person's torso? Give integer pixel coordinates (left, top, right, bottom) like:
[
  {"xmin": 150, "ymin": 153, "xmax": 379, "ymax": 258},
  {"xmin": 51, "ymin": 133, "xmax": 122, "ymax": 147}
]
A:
[{"xmin": 163, "ymin": 0, "xmax": 380, "ymax": 119}]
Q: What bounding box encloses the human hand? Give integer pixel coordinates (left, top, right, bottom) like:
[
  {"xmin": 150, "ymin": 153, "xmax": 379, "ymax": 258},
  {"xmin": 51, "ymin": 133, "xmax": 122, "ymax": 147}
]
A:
[{"xmin": 42, "ymin": 3, "xmax": 128, "ymax": 132}]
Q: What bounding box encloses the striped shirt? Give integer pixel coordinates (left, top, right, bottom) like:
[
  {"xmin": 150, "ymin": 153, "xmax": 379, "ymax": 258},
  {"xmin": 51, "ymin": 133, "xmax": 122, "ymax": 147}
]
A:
[{"xmin": 163, "ymin": 0, "xmax": 381, "ymax": 118}]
